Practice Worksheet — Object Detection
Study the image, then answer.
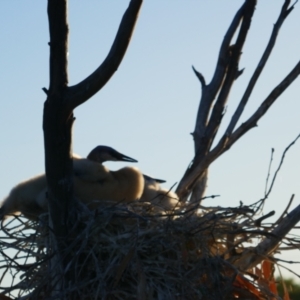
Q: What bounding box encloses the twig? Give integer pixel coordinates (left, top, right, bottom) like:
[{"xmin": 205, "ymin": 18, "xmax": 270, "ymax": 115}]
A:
[
  {"xmin": 192, "ymin": 65, "xmax": 206, "ymax": 87},
  {"xmin": 235, "ymin": 204, "xmax": 300, "ymax": 271},
  {"xmin": 266, "ymin": 134, "xmax": 300, "ymax": 199},
  {"xmin": 275, "ymin": 194, "xmax": 295, "ymax": 225},
  {"xmin": 254, "ymin": 211, "xmax": 275, "ymax": 227},
  {"xmin": 231, "ymin": 133, "xmax": 299, "ymax": 214},
  {"xmin": 223, "ymin": 62, "xmax": 300, "ymax": 154},
  {"xmin": 274, "ymin": 262, "xmax": 300, "ymax": 279},
  {"xmin": 264, "ymin": 148, "xmax": 274, "ymax": 196}
]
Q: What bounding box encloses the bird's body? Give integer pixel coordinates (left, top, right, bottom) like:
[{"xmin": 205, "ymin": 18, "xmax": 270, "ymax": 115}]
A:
[
  {"xmin": 73, "ymin": 155, "xmax": 144, "ymax": 205},
  {"xmin": 74, "ymin": 164, "xmax": 144, "ymax": 208},
  {"xmin": 139, "ymin": 173, "xmax": 179, "ymax": 212},
  {"xmin": 0, "ymin": 174, "xmax": 47, "ymax": 220},
  {"xmin": 86, "ymin": 146, "xmax": 180, "ymax": 211},
  {"xmin": 0, "ymin": 145, "xmax": 178, "ymax": 220},
  {"xmin": 140, "ymin": 184, "xmax": 179, "ymax": 211},
  {"xmin": 0, "ymin": 148, "xmax": 143, "ymax": 220}
]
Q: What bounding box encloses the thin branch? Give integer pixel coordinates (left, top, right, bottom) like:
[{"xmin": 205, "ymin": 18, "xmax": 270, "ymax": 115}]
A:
[
  {"xmin": 254, "ymin": 210, "xmax": 275, "ymax": 227},
  {"xmin": 264, "ymin": 148, "xmax": 274, "ymax": 196},
  {"xmin": 205, "ymin": 60, "xmax": 300, "ymax": 169},
  {"xmin": 224, "ymin": 60, "xmax": 300, "ymax": 151},
  {"xmin": 265, "ymin": 134, "xmax": 300, "ymax": 198},
  {"xmin": 274, "ymin": 262, "xmax": 300, "ymax": 279},
  {"xmin": 275, "ymin": 194, "xmax": 295, "ymax": 226},
  {"xmin": 66, "ymin": 0, "xmax": 143, "ymax": 111},
  {"xmin": 42, "ymin": 87, "xmax": 49, "ymax": 95},
  {"xmin": 192, "ymin": 0, "xmax": 248, "ymax": 150},
  {"xmin": 177, "ymin": 1, "xmax": 257, "ymax": 199},
  {"xmin": 235, "ymin": 204, "xmax": 300, "ymax": 271},
  {"xmin": 245, "ymin": 131, "xmax": 299, "ymax": 214},
  {"xmin": 205, "ymin": 0, "xmax": 256, "ymax": 150},
  {"xmin": 192, "ymin": 65, "xmax": 206, "ymax": 88},
  {"xmin": 226, "ymin": 0, "xmax": 295, "ymax": 135},
  {"xmin": 177, "ymin": 1, "xmax": 299, "ymax": 201}
]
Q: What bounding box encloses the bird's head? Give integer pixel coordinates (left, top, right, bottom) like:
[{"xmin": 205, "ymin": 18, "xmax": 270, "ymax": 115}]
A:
[{"xmin": 87, "ymin": 145, "xmax": 138, "ymax": 163}]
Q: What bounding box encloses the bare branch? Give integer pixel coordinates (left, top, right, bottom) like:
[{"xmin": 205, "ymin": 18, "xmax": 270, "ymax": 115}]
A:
[
  {"xmin": 235, "ymin": 204, "xmax": 300, "ymax": 271},
  {"xmin": 47, "ymin": 0, "xmax": 69, "ymax": 93},
  {"xmin": 254, "ymin": 210, "xmax": 275, "ymax": 227},
  {"xmin": 192, "ymin": 0, "xmax": 249, "ymax": 150},
  {"xmin": 192, "ymin": 65, "xmax": 206, "ymax": 88},
  {"xmin": 265, "ymin": 134, "xmax": 300, "ymax": 199},
  {"xmin": 205, "ymin": 0, "xmax": 256, "ymax": 151},
  {"xmin": 42, "ymin": 87, "xmax": 49, "ymax": 95},
  {"xmin": 203, "ymin": 60, "xmax": 300, "ymax": 174},
  {"xmin": 225, "ymin": 61, "xmax": 300, "ymax": 150},
  {"xmin": 226, "ymin": 0, "xmax": 296, "ymax": 135},
  {"xmin": 176, "ymin": 88, "xmax": 300, "ymax": 201},
  {"xmin": 177, "ymin": 1, "xmax": 257, "ymax": 199},
  {"xmin": 177, "ymin": 1, "xmax": 299, "ymax": 202},
  {"xmin": 275, "ymin": 194, "xmax": 294, "ymax": 226},
  {"xmin": 264, "ymin": 148, "xmax": 274, "ymax": 196},
  {"xmin": 66, "ymin": 0, "xmax": 143, "ymax": 110}
]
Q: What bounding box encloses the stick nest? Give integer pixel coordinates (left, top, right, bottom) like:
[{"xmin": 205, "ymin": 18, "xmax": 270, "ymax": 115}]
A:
[{"xmin": 0, "ymin": 198, "xmax": 299, "ymax": 299}]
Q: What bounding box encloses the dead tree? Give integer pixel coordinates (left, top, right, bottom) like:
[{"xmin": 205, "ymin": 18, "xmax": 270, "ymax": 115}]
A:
[
  {"xmin": 2, "ymin": 1, "xmax": 300, "ymax": 299},
  {"xmin": 43, "ymin": 0, "xmax": 142, "ymax": 295},
  {"xmin": 176, "ymin": 0, "xmax": 300, "ymax": 203}
]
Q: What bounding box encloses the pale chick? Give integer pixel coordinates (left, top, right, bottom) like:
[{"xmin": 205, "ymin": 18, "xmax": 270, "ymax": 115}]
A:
[
  {"xmin": 0, "ymin": 174, "xmax": 47, "ymax": 220},
  {"xmin": 0, "ymin": 149, "xmax": 144, "ymax": 220},
  {"xmin": 139, "ymin": 174, "xmax": 180, "ymax": 212}
]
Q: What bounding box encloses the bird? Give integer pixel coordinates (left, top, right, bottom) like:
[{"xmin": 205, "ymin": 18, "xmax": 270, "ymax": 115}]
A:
[
  {"xmin": 0, "ymin": 174, "xmax": 47, "ymax": 220},
  {"xmin": 139, "ymin": 174, "xmax": 179, "ymax": 212},
  {"xmin": 0, "ymin": 147, "xmax": 144, "ymax": 220},
  {"xmin": 85, "ymin": 146, "xmax": 179, "ymax": 212},
  {"xmin": 73, "ymin": 146, "xmax": 144, "ymax": 208},
  {"xmin": 73, "ymin": 164, "xmax": 144, "ymax": 209},
  {"xmin": 143, "ymin": 174, "xmax": 166, "ymax": 186},
  {"xmin": 87, "ymin": 145, "xmax": 138, "ymax": 164},
  {"xmin": 72, "ymin": 146, "xmax": 138, "ymax": 183}
]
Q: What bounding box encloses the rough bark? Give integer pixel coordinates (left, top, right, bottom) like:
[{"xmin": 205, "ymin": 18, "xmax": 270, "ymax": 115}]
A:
[{"xmin": 43, "ymin": 0, "xmax": 142, "ymax": 294}]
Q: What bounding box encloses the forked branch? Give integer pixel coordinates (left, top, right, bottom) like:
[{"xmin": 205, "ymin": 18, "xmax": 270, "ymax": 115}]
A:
[
  {"xmin": 223, "ymin": 60, "xmax": 300, "ymax": 152},
  {"xmin": 66, "ymin": 0, "xmax": 142, "ymax": 111},
  {"xmin": 176, "ymin": 0, "xmax": 299, "ymax": 201},
  {"xmin": 192, "ymin": 0, "xmax": 252, "ymax": 152},
  {"xmin": 226, "ymin": 0, "xmax": 296, "ymax": 136}
]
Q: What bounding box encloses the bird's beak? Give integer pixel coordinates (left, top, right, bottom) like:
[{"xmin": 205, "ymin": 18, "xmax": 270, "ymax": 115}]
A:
[
  {"xmin": 117, "ymin": 152, "xmax": 138, "ymax": 163},
  {"xmin": 153, "ymin": 178, "xmax": 167, "ymax": 184},
  {"xmin": 143, "ymin": 174, "xmax": 166, "ymax": 184}
]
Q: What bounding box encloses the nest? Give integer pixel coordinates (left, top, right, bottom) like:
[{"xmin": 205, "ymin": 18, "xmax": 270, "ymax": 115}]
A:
[{"xmin": 0, "ymin": 197, "xmax": 299, "ymax": 299}]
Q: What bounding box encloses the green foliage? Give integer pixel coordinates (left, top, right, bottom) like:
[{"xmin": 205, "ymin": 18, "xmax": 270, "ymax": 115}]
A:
[{"xmin": 276, "ymin": 277, "xmax": 300, "ymax": 299}]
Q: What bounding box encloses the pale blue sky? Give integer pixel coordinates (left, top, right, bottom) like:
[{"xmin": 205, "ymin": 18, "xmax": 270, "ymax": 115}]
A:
[{"xmin": 1, "ymin": 1, "xmax": 300, "ymax": 283}]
